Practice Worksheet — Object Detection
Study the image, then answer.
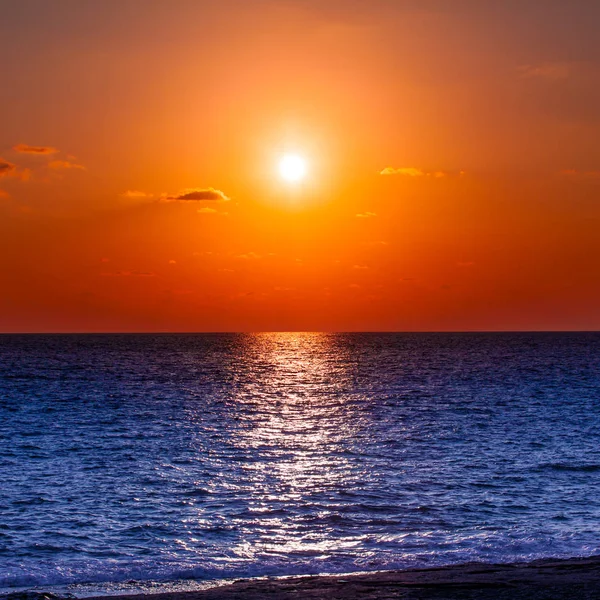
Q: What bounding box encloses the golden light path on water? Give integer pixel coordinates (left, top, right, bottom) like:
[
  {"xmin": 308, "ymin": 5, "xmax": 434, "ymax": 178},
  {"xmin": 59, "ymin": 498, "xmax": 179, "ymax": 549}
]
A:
[{"xmin": 224, "ymin": 333, "xmax": 372, "ymax": 565}]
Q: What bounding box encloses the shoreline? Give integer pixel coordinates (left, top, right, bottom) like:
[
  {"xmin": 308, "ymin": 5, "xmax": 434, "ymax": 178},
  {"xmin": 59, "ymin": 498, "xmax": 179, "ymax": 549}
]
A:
[{"xmin": 69, "ymin": 555, "xmax": 600, "ymax": 600}]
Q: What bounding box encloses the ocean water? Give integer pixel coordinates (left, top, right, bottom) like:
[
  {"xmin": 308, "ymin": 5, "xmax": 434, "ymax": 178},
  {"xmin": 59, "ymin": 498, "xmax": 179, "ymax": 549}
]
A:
[{"xmin": 1, "ymin": 332, "xmax": 600, "ymax": 595}]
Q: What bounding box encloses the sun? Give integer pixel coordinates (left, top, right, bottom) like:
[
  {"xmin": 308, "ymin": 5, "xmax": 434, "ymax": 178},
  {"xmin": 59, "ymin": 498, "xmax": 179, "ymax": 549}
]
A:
[{"xmin": 278, "ymin": 154, "xmax": 307, "ymax": 183}]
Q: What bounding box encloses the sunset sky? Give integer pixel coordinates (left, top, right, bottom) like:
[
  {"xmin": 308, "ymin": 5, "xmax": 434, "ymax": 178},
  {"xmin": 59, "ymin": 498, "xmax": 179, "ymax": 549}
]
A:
[{"xmin": 1, "ymin": 0, "xmax": 600, "ymax": 332}]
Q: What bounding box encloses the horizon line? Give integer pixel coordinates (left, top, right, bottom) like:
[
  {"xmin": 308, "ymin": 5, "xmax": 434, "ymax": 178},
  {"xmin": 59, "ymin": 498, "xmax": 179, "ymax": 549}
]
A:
[{"xmin": 1, "ymin": 330, "xmax": 599, "ymax": 335}]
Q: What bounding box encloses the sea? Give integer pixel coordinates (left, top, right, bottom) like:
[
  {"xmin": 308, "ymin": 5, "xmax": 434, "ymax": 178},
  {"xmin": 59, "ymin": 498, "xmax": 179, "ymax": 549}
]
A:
[{"xmin": 1, "ymin": 332, "xmax": 600, "ymax": 596}]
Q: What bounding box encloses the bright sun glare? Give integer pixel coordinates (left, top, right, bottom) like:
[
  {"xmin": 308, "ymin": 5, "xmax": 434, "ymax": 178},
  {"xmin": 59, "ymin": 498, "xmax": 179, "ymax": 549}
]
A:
[{"xmin": 279, "ymin": 154, "xmax": 307, "ymax": 183}]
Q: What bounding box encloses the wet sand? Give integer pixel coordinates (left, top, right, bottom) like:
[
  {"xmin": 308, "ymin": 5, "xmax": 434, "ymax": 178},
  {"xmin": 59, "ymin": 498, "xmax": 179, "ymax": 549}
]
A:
[{"xmin": 81, "ymin": 556, "xmax": 600, "ymax": 600}]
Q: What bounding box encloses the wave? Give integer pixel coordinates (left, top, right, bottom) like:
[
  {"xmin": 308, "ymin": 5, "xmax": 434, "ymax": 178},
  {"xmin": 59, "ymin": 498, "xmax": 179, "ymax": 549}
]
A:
[
  {"xmin": 2, "ymin": 541, "xmax": 600, "ymax": 593},
  {"xmin": 537, "ymin": 462, "xmax": 600, "ymax": 472}
]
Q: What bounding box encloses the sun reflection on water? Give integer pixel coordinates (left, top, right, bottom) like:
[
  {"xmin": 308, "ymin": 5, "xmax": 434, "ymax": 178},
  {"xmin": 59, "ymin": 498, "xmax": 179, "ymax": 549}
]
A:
[{"xmin": 225, "ymin": 332, "xmax": 368, "ymax": 563}]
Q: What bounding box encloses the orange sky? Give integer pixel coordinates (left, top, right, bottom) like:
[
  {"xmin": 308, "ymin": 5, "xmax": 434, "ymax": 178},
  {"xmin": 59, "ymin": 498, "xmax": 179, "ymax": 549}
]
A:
[{"xmin": 1, "ymin": 0, "xmax": 600, "ymax": 332}]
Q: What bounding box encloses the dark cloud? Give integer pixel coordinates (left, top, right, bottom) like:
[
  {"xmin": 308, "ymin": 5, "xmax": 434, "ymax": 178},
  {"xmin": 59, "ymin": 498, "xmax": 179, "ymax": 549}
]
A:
[
  {"xmin": 0, "ymin": 159, "xmax": 29, "ymax": 181},
  {"xmin": 0, "ymin": 159, "xmax": 16, "ymax": 177},
  {"xmin": 166, "ymin": 188, "xmax": 230, "ymax": 202},
  {"xmin": 13, "ymin": 143, "xmax": 59, "ymax": 155}
]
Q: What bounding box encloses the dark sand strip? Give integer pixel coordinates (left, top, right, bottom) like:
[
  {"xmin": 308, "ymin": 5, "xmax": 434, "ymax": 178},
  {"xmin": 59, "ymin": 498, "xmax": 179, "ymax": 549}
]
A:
[{"xmin": 82, "ymin": 556, "xmax": 600, "ymax": 600}]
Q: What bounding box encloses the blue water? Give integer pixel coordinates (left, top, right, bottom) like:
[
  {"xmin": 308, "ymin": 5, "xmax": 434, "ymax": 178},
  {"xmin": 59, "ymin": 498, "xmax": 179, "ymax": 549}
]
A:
[{"xmin": 1, "ymin": 333, "xmax": 600, "ymax": 594}]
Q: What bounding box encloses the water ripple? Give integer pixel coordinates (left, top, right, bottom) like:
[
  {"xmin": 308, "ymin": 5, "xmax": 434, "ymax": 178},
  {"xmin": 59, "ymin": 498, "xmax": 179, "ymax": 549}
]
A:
[{"xmin": 1, "ymin": 332, "xmax": 600, "ymax": 591}]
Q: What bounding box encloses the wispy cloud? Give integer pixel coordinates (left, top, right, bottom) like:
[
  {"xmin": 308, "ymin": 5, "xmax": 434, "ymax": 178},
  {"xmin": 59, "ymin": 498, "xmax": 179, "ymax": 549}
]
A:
[
  {"xmin": 560, "ymin": 169, "xmax": 600, "ymax": 180},
  {"xmin": 518, "ymin": 62, "xmax": 571, "ymax": 81},
  {"xmin": 101, "ymin": 270, "xmax": 156, "ymax": 277},
  {"xmin": 197, "ymin": 207, "xmax": 218, "ymax": 214},
  {"xmin": 165, "ymin": 187, "xmax": 230, "ymax": 202},
  {"xmin": 237, "ymin": 252, "xmax": 261, "ymax": 260},
  {"xmin": 380, "ymin": 167, "xmax": 464, "ymax": 178},
  {"xmin": 0, "ymin": 159, "xmax": 16, "ymax": 178},
  {"xmin": 0, "ymin": 158, "xmax": 30, "ymax": 181},
  {"xmin": 380, "ymin": 167, "xmax": 425, "ymax": 176},
  {"xmin": 121, "ymin": 190, "xmax": 153, "ymax": 199},
  {"xmin": 48, "ymin": 160, "xmax": 86, "ymax": 170},
  {"xmin": 13, "ymin": 143, "xmax": 59, "ymax": 155},
  {"xmin": 356, "ymin": 211, "xmax": 377, "ymax": 218}
]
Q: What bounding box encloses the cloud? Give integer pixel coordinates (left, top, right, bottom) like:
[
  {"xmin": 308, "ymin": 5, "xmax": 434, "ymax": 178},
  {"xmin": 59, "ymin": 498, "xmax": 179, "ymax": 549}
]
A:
[
  {"xmin": 121, "ymin": 190, "xmax": 153, "ymax": 199},
  {"xmin": 237, "ymin": 252, "xmax": 261, "ymax": 260},
  {"xmin": 48, "ymin": 160, "xmax": 86, "ymax": 170},
  {"xmin": 380, "ymin": 167, "xmax": 464, "ymax": 178},
  {"xmin": 101, "ymin": 271, "xmax": 156, "ymax": 277},
  {"xmin": 353, "ymin": 264, "xmax": 369, "ymax": 270},
  {"xmin": 13, "ymin": 143, "xmax": 59, "ymax": 155},
  {"xmin": 0, "ymin": 159, "xmax": 16, "ymax": 178},
  {"xmin": 356, "ymin": 211, "xmax": 377, "ymax": 218},
  {"xmin": 166, "ymin": 187, "xmax": 230, "ymax": 202},
  {"xmin": 0, "ymin": 158, "xmax": 30, "ymax": 181},
  {"xmin": 560, "ymin": 169, "xmax": 600, "ymax": 179},
  {"xmin": 518, "ymin": 62, "xmax": 571, "ymax": 81},
  {"xmin": 380, "ymin": 167, "xmax": 425, "ymax": 176},
  {"xmin": 197, "ymin": 207, "xmax": 218, "ymax": 214}
]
